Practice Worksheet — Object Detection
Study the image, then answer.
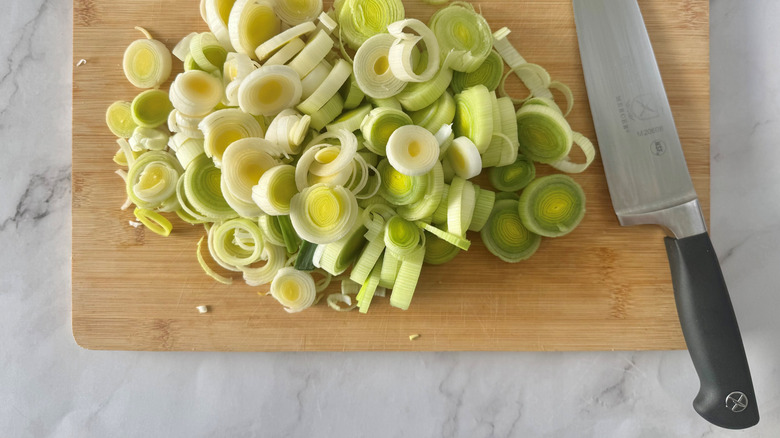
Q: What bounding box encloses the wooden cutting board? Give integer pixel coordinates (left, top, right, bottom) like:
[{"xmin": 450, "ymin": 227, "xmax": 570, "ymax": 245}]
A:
[{"xmin": 72, "ymin": 0, "xmax": 708, "ymax": 351}]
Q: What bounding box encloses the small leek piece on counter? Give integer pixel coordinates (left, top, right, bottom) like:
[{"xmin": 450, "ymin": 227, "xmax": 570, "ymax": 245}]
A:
[
  {"xmin": 289, "ymin": 183, "xmax": 359, "ymax": 244},
  {"xmin": 450, "ymin": 50, "xmax": 503, "ymax": 94},
  {"xmin": 169, "ymin": 70, "xmax": 224, "ymax": 117},
  {"xmin": 123, "ymin": 27, "xmax": 172, "ymax": 89},
  {"xmin": 354, "ymin": 34, "xmax": 408, "ymax": 99},
  {"xmin": 131, "ymin": 90, "xmax": 173, "ymax": 129},
  {"xmin": 133, "ymin": 208, "xmax": 173, "ymax": 237},
  {"xmin": 270, "ymin": 267, "xmax": 317, "ymax": 313},
  {"xmin": 377, "ymin": 159, "xmax": 426, "ymax": 206},
  {"xmin": 106, "ymin": 101, "xmax": 138, "ymax": 138},
  {"xmin": 228, "ymin": 0, "xmax": 280, "ymax": 58},
  {"xmin": 428, "ymin": 2, "xmax": 492, "ymax": 73},
  {"xmin": 480, "ymin": 199, "xmax": 541, "ymax": 262},
  {"xmin": 252, "ymin": 164, "xmax": 298, "ymax": 215},
  {"xmin": 445, "ymin": 136, "xmax": 482, "ymax": 180},
  {"xmin": 489, "ymin": 154, "xmax": 536, "ymax": 192},
  {"xmin": 221, "ymin": 139, "xmax": 279, "ymax": 217},
  {"xmin": 275, "ymin": 0, "xmax": 323, "ymax": 26},
  {"xmin": 387, "ymin": 18, "xmax": 440, "ymax": 83},
  {"xmin": 238, "ymin": 65, "xmax": 303, "ymax": 116},
  {"xmin": 453, "ymin": 84, "xmax": 493, "ymax": 153},
  {"xmin": 199, "ymin": 108, "xmax": 266, "ymax": 166},
  {"xmin": 204, "ymin": 0, "xmax": 237, "ymax": 51},
  {"xmin": 126, "ymin": 151, "xmax": 183, "ymax": 212},
  {"xmin": 336, "ymin": 0, "xmax": 405, "ymax": 51},
  {"xmin": 518, "ymin": 174, "xmax": 586, "ymax": 238},
  {"xmin": 361, "ymin": 107, "xmax": 412, "ymax": 156},
  {"xmin": 386, "ymin": 125, "xmax": 440, "ymax": 176}
]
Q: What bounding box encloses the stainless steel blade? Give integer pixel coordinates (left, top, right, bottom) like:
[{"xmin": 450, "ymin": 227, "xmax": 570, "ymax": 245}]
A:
[{"xmin": 572, "ymin": 0, "xmax": 706, "ymax": 238}]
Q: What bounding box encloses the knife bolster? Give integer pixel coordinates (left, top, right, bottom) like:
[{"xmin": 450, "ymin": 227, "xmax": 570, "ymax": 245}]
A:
[{"xmin": 618, "ymin": 199, "xmax": 707, "ymax": 238}]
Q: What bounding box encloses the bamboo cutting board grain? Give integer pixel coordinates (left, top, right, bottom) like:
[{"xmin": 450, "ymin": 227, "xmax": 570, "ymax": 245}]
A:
[{"xmin": 72, "ymin": 0, "xmax": 708, "ymax": 351}]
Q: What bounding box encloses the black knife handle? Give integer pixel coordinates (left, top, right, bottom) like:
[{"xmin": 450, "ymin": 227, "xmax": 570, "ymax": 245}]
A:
[{"xmin": 664, "ymin": 233, "xmax": 759, "ymax": 429}]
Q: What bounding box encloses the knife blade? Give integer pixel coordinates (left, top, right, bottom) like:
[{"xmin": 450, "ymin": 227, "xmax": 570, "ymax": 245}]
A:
[{"xmin": 572, "ymin": 0, "xmax": 758, "ymax": 429}]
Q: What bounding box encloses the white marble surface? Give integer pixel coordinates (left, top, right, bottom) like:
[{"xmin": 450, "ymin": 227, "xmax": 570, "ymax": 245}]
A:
[{"xmin": 1, "ymin": 0, "xmax": 778, "ymax": 436}]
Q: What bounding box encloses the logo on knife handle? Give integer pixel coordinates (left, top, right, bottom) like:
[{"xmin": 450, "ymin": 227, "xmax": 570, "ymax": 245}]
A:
[{"xmin": 726, "ymin": 391, "xmax": 749, "ymax": 413}]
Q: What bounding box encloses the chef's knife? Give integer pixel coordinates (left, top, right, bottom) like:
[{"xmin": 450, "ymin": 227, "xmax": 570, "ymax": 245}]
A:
[{"xmin": 572, "ymin": 0, "xmax": 758, "ymax": 429}]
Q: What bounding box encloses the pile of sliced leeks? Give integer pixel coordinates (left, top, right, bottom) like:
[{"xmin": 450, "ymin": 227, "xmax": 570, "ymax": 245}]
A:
[{"xmin": 107, "ymin": 0, "xmax": 596, "ymax": 314}]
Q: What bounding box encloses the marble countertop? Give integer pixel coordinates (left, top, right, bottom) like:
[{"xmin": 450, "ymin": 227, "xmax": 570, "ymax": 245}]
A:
[{"xmin": 2, "ymin": 0, "xmax": 778, "ymax": 436}]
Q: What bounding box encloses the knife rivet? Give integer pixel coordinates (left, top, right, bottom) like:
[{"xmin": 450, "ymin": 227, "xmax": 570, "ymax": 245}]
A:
[
  {"xmin": 650, "ymin": 139, "xmax": 666, "ymax": 156},
  {"xmin": 725, "ymin": 391, "xmax": 749, "ymax": 413}
]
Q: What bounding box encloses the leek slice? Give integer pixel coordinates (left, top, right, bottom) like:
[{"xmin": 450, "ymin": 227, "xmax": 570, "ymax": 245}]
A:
[
  {"xmin": 318, "ymin": 219, "xmax": 367, "ymax": 275},
  {"xmin": 377, "ymin": 159, "xmax": 426, "ymax": 206},
  {"xmin": 495, "ymin": 191, "xmax": 520, "ymax": 202},
  {"xmin": 129, "ymin": 127, "xmax": 168, "ymax": 152},
  {"xmin": 241, "ymin": 243, "xmax": 287, "ymax": 285},
  {"xmin": 446, "ymin": 176, "xmax": 476, "ymax": 236},
  {"xmin": 431, "ymin": 184, "xmax": 449, "ymax": 225},
  {"xmin": 199, "ymin": 108, "xmax": 266, "ymax": 166},
  {"xmin": 445, "ymin": 136, "xmax": 482, "ymax": 180},
  {"xmin": 270, "ymin": 267, "xmax": 317, "ymax": 312},
  {"xmin": 294, "ymin": 239, "xmax": 318, "ymax": 271},
  {"xmin": 416, "ymin": 221, "xmax": 471, "ymax": 250},
  {"xmin": 264, "ymin": 109, "xmax": 311, "ymax": 156},
  {"xmin": 252, "ymin": 164, "xmax": 298, "ymax": 215},
  {"xmin": 387, "ymin": 18, "xmax": 440, "ymax": 83},
  {"xmin": 354, "ymin": 34, "xmax": 408, "ymax": 99},
  {"xmin": 481, "ymin": 199, "xmax": 541, "ymax": 262},
  {"xmin": 515, "ymin": 103, "xmax": 573, "ymax": 163},
  {"xmin": 326, "ymin": 103, "xmax": 371, "ymax": 133},
  {"xmin": 106, "ymin": 101, "xmax": 138, "ymax": 139},
  {"xmin": 297, "ymin": 59, "xmax": 352, "ymax": 115},
  {"xmin": 336, "ymin": 0, "xmax": 405, "ymax": 51},
  {"xmin": 255, "ymin": 21, "xmax": 317, "ymax": 61},
  {"xmin": 386, "ymin": 125, "xmax": 440, "ymax": 176},
  {"xmin": 360, "ymin": 107, "xmax": 412, "ymax": 156},
  {"xmin": 423, "ymin": 232, "xmax": 460, "ymax": 265},
  {"xmin": 204, "ymin": 0, "xmax": 237, "ymax": 51},
  {"xmin": 340, "ymin": 74, "xmax": 366, "ymax": 110},
  {"xmin": 258, "ymin": 214, "xmax": 286, "ymax": 247},
  {"xmin": 450, "ymin": 50, "xmax": 503, "ymax": 94},
  {"xmin": 277, "ymin": 214, "xmax": 302, "ymax": 253},
  {"xmin": 349, "ymin": 229, "xmax": 386, "ymax": 284},
  {"xmin": 126, "ymin": 151, "xmax": 183, "ymax": 212},
  {"xmin": 397, "ymin": 161, "xmax": 444, "ymax": 222},
  {"xmin": 264, "ymin": 37, "xmax": 306, "ymax": 66},
  {"xmin": 173, "ymin": 32, "xmax": 198, "ymax": 62},
  {"xmin": 378, "ymin": 250, "xmax": 401, "ymax": 289},
  {"xmin": 238, "ymin": 65, "xmax": 303, "ymax": 116},
  {"xmin": 190, "ymin": 32, "xmax": 228, "ymax": 73},
  {"xmin": 357, "ymin": 259, "xmax": 383, "ymax": 313},
  {"xmin": 123, "ymin": 27, "xmax": 172, "ymax": 89},
  {"xmin": 196, "ymin": 236, "xmax": 234, "ymax": 285},
  {"xmin": 221, "ymin": 138, "xmax": 279, "ymax": 217},
  {"xmin": 288, "ymin": 30, "xmax": 334, "ymax": 78},
  {"xmin": 388, "ymin": 245, "xmax": 425, "ymax": 310},
  {"xmin": 170, "ymin": 70, "xmax": 224, "ymax": 116},
  {"xmin": 384, "ymin": 215, "xmax": 422, "ymax": 259},
  {"xmin": 489, "ymin": 154, "xmax": 535, "ymax": 192},
  {"xmin": 367, "ymin": 96, "xmax": 403, "ymax": 111},
  {"xmin": 134, "ymin": 208, "xmax": 173, "ymax": 237},
  {"xmin": 409, "ymin": 91, "xmax": 455, "ymax": 134},
  {"xmin": 518, "ymin": 174, "xmax": 586, "ymax": 238},
  {"xmin": 168, "ymin": 110, "xmax": 205, "ymax": 139},
  {"xmin": 468, "ymin": 188, "xmax": 495, "ymax": 232},
  {"xmin": 211, "ymin": 218, "xmax": 265, "ymax": 266},
  {"xmin": 429, "ymin": 3, "xmax": 492, "ymax": 73},
  {"xmin": 396, "ymin": 65, "xmax": 453, "ymax": 111},
  {"xmin": 289, "ymin": 183, "xmax": 359, "ymax": 244},
  {"xmin": 131, "ymin": 89, "xmax": 173, "ymax": 129},
  {"xmin": 453, "ymin": 84, "xmax": 493, "ymax": 153},
  {"xmin": 228, "ymin": 0, "xmax": 280, "ymax": 59},
  {"xmin": 549, "ymin": 132, "xmax": 597, "ymax": 174},
  {"xmin": 183, "ymin": 154, "xmax": 239, "ymax": 220},
  {"xmin": 308, "ymin": 93, "xmax": 344, "ymax": 130},
  {"xmin": 328, "ymin": 289, "xmax": 357, "ymax": 312},
  {"xmin": 301, "ymin": 63, "xmax": 333, "ymax": 102},
  {"xmin": 275, "ymin": 0, "xmax": 323, "ymax": 26},
  {"xmin": 176, "ymin": 174, "xmax": 211, "ymax": 223}
]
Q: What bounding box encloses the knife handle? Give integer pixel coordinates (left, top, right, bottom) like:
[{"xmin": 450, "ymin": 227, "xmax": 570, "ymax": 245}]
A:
[{"xmin": 664, "ymin": 233, "xmax": 759, "ymax": 429}]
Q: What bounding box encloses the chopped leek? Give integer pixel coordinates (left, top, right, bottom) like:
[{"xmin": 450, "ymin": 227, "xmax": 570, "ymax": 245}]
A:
[
  {"xmin": 221, "ymin": 138, "xmax": 279, "ymax": 217},
  {"xmin": 170, "ymin": 70, "xmax": 224, "ymax": 116},
  {"xmin": 199, "ymin": 108, "xmax": 266, "ymax": 166},
  {"xmin": 451, "ymin": 50, "xmax": 503, "ymax": 94},
  {"xmin": 515, "ymin": 103, "xmax": 573, "ymax": 164},
  {"xmin": 429, "ymin": 2, "xmax": 492, "ymax": 73},
  {"xmin": 190, "ymin": 32, "xmax": 228, "ymax": 73},
  {"xmin": 288, "ymin": 30, "xmax": 335, "ymax": 78},
  {"xmin": 254, "ymin": 21, "xmax": 317, "ymax": 61},
  {"xmin": 123, "ymin": 27, "xmax": 172, "ymax": 89},
  {"xmin": 289, "ymin": 183, "xmax": 359, "ymax": 244},
  {"xmin": 183, "ymin": 154, "xmax": 239, "ymax": 220},
  {"xmin": 387, "ymin": 18, "xmax": 440, "ymax": 83},
  {"xmin": 453, "ymin": 84, "xmax": 493, "ymax": 153},
  {"xmin": 489, "ymin": 154, "xmax": 536, "ymax": 192},
  {"xmin": 388, "ymin": 245, "xmax": 425, "ymax": 310},
  {"xmin": 275, "ymin": 0, "xmax": 323, "ymax": 26},
  {"xmin": 126, "ymin": 151, "xmax": 183, "ymax": 212},
  {"xmin": 354, "ymin": 33, "xmax": 408, "ymax": 99},
  {"xmin": 131, "ymin": 89, "xmax": 173, "ymax": 129},
  {"xmin": 106, "ymin": 101, "xmax": 138, "ymax": 138},
  {"xmin": 270, "ymin": 267, "xmax": 317, "ymax": 313},
  {"xmin": 386, "ymin": 125, "xmax": 440, "ymax": 176},
  {"xmin": 204, "ymin": 0, "xmax": 237, "ymax": 51},
  {"xmin": 423, "ymin": 232, "xmax": 460, "ymax": 265},
  {"xmin": 318, "ymin": 219, "xmax": 367, "ymax": 275},
  {"xmin": 518, "ymin": 174, "xmax": 586, "ymax": 238},
  {"xmin": 134, "ymin": 207, "xmax": 173, "ymax": 237},
  {"xmin": 228, "ymin": 0, "xmax": 280, "ymax": 58},
  {"xmin": 445, "ymin": 136, "xmax": 482, "ymax": 180},
  {"xmin": 396, "ymin": 65, "xmax": 453, "ymax": 111},
  {"xmin": 264, "ymin": 37, "xmax": 306, "ymax": 66},
  {"xmin": 468, "ymin": 188, "xmax": 495, "ymax": 232},
  {"xmin": 252, "ymin": 164, "xmax": 298, "ymax": 215},
  {"xmin": 409, "ymin": 91, "xmax": 455, "ymax": 134},
  {"xmin": 336, "ymin": 0, "xmax": 405, "ymax": 50},
  {"xmin": 446, "ymin": 176, "xmax": 476, "ymax": 236},
  {"xmin": 481, "ymin": 199, "xmax": 541, "ymax": 262},
  {"xmin": 377, "ymin": 159, "xmax": 426, "ymax": 206},
  {"xmin": 361, "ymin": 107, "xmax": 412, "ymax": 156},
  {"xmin": 238, "ymin": 65, "xmax": 303, "ymax": 116}
]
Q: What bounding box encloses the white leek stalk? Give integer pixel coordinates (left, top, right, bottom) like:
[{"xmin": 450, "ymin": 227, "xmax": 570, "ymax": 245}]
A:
[
  {"xmin": 386, "ymin": 125, "xmax": 439, "ymax": 176},
  {"xmin": 169, "ymin": 70, "xmax": 224, "ymax": 117},
  {"xmin": 123, "ymin": 27, "xmax": 172, "ymax": 89}
]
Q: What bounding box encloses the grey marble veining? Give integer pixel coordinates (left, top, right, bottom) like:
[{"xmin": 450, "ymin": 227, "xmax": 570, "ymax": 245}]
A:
[{"xmin": 1, "ymin": 0, "xmax": 779, "ymax": 436}]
